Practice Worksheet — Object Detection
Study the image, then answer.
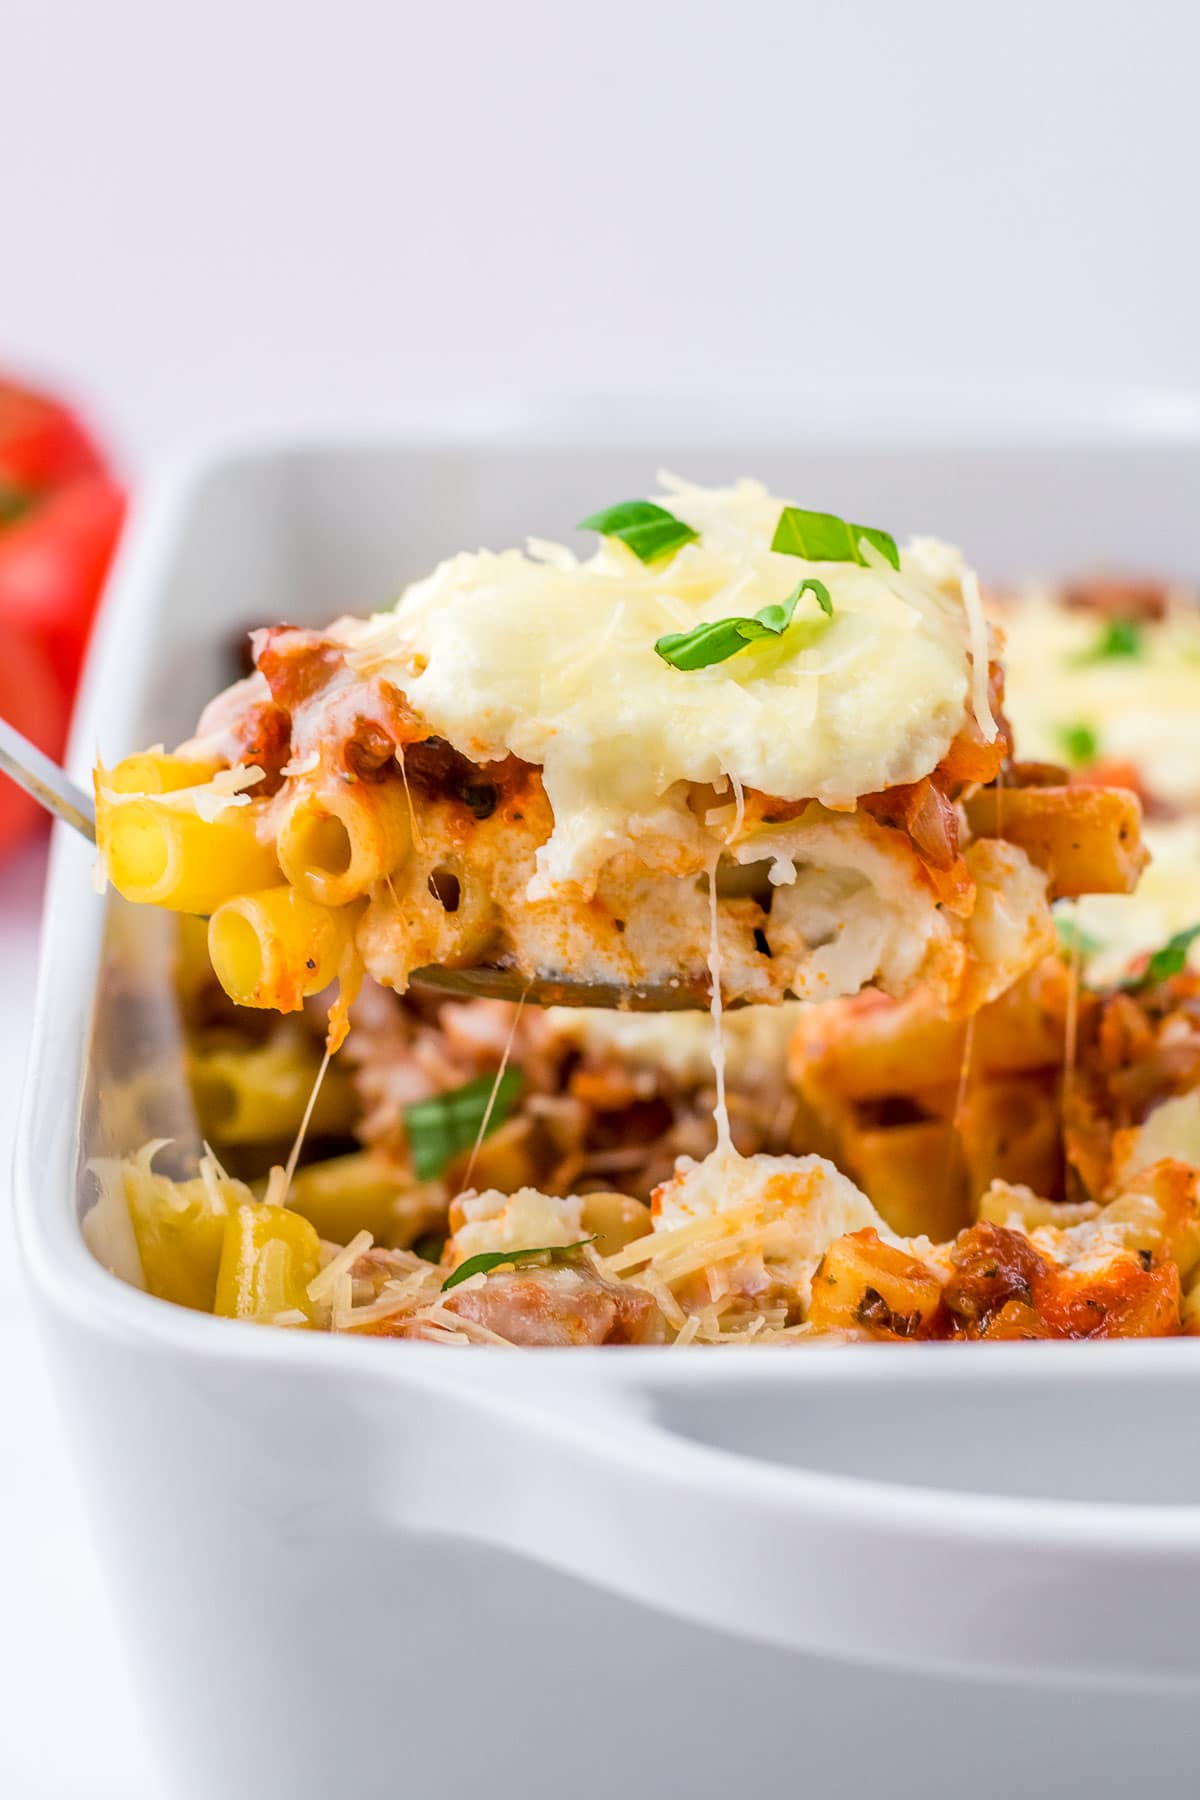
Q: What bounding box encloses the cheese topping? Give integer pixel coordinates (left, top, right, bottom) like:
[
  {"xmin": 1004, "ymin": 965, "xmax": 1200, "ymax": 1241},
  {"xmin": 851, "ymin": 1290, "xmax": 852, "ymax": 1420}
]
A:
[
  {"xmin": 1068, "ymin": 819, "xmax": 1200, "ymax": 985},
  {"xmin": 1001, "ymin": 593, "xmax": 1200, "ymax": 805},
  {"xmin": 652, "ymin": 1147, "xmax": 883, "ymax": 1234},
  {"xmin": 631, "ymin": 1148, "xmax": 899, "ymax": 1314},
  {"xmin": 353, "ymin": 477, "xmax": 983, "ymax": 895},
  {"xmin": 1118, "ymin": 1091, "xmax": 1200, "ymax": 1181},
  {"xmin": 97, "ymin": 761, "xmax": 265, "ymax": 822},
  {"xmin": 449, "ymin": 1187, "xmax": 585, "ymax": 1265}
]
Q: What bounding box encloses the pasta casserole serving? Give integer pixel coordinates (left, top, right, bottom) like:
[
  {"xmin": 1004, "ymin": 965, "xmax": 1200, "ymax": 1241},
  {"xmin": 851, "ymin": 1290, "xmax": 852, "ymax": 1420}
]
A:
[{"xmin": 82, "ymin": 476, "xmax": 1200, "ymax": 1346}]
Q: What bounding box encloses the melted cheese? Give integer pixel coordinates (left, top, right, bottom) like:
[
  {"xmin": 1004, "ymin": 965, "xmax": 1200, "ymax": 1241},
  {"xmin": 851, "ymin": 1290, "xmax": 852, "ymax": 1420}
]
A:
[
  {"xmin": 1118, "ymin": 1091, "xmax": 1200, "ymax": 1179},
  {"xmin": 651, "ymin": 1147, "xmax": 882, "ymax": 1233},
  {"xmin": 353, "ymin": 478, "xmax": 983, "ymax": 896},
  {"xmin": 1068, "ymin": 819, "xmax": 1200, "ymax": 984},
  {"xmin": 705, "ymin": 862, "xmax": 733, "ymax": 1157},
  {"xmin": 541, "ymin": 1001, "xmax": 803, "ymax": 1087},
  {"xmin": 449, "ymin": 1187, "xmax": 585, "ymax": 1264},
  {"xmin": 1001, "ymin": 593, "xmax": 1200, "ymax": 805},
  {"xmin": 635, "ymin": 1148, "xmax": 895, "ymax": 1314}
]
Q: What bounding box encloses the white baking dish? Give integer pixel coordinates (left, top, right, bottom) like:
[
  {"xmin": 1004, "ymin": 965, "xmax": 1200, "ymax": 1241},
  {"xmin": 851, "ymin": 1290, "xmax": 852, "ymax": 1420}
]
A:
[{"xmin": 17, "ymin": 434, "xmax": 1200, "ymax": 1800}]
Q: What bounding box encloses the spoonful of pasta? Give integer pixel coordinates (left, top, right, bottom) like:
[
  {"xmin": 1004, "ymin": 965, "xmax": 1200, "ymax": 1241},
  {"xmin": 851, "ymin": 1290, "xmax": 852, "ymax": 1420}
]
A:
[
  {"xmin": 0, "ymin": 712, "xmax": 717, "ymax": 1010},
  {"xmin": 7, "ymin": 479, "xmax": 1148, "ymax": 1024}
]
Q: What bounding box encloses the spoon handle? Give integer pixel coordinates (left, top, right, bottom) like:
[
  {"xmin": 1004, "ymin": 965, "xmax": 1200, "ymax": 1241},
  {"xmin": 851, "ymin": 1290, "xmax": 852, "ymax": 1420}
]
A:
[{"xmin": 0, "ymin": 714, "xmax": 96, "ymax": 844}]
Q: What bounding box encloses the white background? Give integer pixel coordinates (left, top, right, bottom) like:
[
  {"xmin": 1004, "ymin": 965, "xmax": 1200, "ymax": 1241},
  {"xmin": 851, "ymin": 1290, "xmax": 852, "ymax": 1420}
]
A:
[
  {"xmin": 3, "ymin": 2, "xmax": 1199, "ymax": 1793},
  {"xmin": 6, "ymin": 0, "xmax": 1200, "ymax": 464}
]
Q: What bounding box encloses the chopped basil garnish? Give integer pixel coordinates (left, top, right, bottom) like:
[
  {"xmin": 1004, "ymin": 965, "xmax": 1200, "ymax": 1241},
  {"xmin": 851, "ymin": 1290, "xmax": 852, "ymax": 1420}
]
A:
[
  {"xmin": 1054, "ymin": 913, "xmax": 1102, "ymax": 958},
  {"xmin": 766, "ymin": 576, "xmax": 835, "ymax": 625},
  {"xmin": 441, "ymin": 1237, "xmax": 597, "ymax": 1292},
  {"xmin": 771, "ymin": 505, "xmax": 900, "ymax": 572},
  {"xmin": 1124, "ymin": 923, "xmax": 1200, "ymax": 991},
  {"xmin": 577, "ymin": 500, "xmax": 698, "ymax": 564},
  {"xmin": 654, "ymin": 578, "xmax": 831, "ymax": 671},
  {"xmin": 1057, "ymin": 721, "xmax": 1099, "ymax": 765},
  {"xmin": 403, "ymin": 1068, "xmax": 523, "ymax": 1181},
  {"xmin": 1073, "ymin": 618, "xmax": 1144, "ymax": 664}
]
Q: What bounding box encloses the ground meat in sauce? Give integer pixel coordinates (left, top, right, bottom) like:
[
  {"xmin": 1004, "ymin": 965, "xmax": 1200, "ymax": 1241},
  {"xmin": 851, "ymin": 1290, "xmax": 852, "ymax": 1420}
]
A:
[
  {"xmin": 253, "ymin": 625, "xmax": 347, "ymax": 710},
  {"xmin": 941, "ymin": 1219, "xmax": 1181, "ymax": 1340},
  {"xmin": 342, "ymin": 717, "xmax": 396, "ymax": 782},
  {"xmin": 1062, "ymin": 578, "xmax": 1169, "ymax": 622},
  {"xmin": 443, "ymin": 1264, "xmax": 662, "ymax": 1346},
  {"xmin": 227, "ymin": 697, "xmax": 292, "ymax": 793},
  {"xmin": 861, "ymin": 776, "xmax": 960, "ymax": 872},
  {"xmin": 1065, "ymin": 976, "xmax": 1200, "ymax": 1197},
  {"xmin": 943, "ymin": 1222, "xmax": 1045, "ymax": 1326}
]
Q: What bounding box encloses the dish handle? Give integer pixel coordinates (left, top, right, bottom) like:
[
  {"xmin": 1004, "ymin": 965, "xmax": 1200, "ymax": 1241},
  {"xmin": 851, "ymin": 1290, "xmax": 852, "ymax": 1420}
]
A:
[{"xmin": 373, "ymin": 1361, "xmax": 1200, "ymax": 1683}]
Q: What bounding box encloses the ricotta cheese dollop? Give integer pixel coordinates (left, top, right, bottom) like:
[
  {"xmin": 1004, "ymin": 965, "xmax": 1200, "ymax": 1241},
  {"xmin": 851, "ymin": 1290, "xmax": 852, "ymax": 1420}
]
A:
[{"xmin": 354, "ymin": 476, "xmax": 982, "ymax": 895}]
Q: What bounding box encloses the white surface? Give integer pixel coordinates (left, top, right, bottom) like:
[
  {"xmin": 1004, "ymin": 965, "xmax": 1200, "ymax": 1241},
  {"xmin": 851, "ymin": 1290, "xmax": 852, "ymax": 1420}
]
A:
[
  {"xmin": 0, "ymin": 844, "xmax": 156, "ymax": 1797},
  {"xmin": 5, "ymin": 1, "xmax": 1200, "ymax": 465}
]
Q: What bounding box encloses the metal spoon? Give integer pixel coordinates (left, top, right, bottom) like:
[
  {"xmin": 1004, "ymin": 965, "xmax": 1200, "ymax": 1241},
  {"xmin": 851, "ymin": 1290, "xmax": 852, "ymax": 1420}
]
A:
[
  {"xmin": 0, "ymin": 713, "xmax": 96, "ymax": 841},
  {"xmin": 0, "ymin": 717, "xmax": 717, "ymax": 1011}
]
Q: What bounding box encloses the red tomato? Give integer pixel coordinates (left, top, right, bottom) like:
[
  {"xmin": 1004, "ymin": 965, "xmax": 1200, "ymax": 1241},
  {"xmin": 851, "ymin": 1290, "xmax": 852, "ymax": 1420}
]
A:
[
  {"xmin": 0, "ymin": 620, "xmax": 70, "ymax": 856},
  {"xmin": 0, "ymin": 376, "xmax": 122, "ymax": 861},
  {"xmin": 0, "ymin": 470, "xmax": 125, "ymax": 693},
  {"xmin": 0, "ymin": 377, "xmax": 103, "ymax": 502}
]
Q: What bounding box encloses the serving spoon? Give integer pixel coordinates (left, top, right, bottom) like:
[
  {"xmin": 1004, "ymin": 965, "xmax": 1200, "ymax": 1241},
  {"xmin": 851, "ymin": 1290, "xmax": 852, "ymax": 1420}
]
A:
[{"xmin": 0, "ymin": 715, "xmax": 717, "ymax": 1011}]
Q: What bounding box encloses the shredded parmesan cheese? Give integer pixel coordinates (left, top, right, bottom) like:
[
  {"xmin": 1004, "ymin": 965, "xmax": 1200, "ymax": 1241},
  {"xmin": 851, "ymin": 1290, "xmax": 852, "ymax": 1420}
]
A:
[
  {"xmin": 352, "ymin": 479, "xmax": 983, "ymax": 896},
  {"xmin": 307, "ymin": 1229, "xmax": 374, "ymax": 1305},
  {"xmin": 263, "ymin": 1164, "xmax": 289, "ymax": 1209},
  {"xmin": 279, "ymin": 750, "xmax": 320, "ymax": 779},
  {"xmin": 412, "ymin": 1302, "xmax": 515, "ymax": 1346},
  {"xmin": 98, "ymin": 762, "xmax": 266, "ymax": 822},
  {"xmin": 960, "ymin": 565, "xmax": 998, "ymax": 742},
  {"xmin": 341, "ymin": 1268, "xmax": 441, "ymax": 1330}
]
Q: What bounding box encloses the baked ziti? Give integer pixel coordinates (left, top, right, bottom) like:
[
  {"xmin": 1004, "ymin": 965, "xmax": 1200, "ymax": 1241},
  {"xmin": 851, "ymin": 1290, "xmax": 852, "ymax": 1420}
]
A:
[
  {"xmin": 82, "ymin": 496, "xmax": 1198, "ymax": 1347},
  {"xmin": 93, "ymin": 478, "xmax": 1144, "ymax": 1028}
]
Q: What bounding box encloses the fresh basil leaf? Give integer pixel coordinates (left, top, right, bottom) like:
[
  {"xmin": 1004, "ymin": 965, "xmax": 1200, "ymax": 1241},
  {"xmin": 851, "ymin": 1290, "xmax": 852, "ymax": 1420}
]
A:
[
  {"xmin": 654, "ymin": 578, "xmax": 832, "ymax": 671},
  {"xmin": 655, "ymin": 618, "xmax": 772, "ymax": 670},
  {"xmin": 577, "ymin": 500, "xmax": 698, "ymax": 564},
  {"xmin": 1054, "ymin": 913, "xmax": 1103, "ymax": 958},
  {"xmin": 404, "ymin": 1067, "xmax": 523, "ymax": 1181},
  {"xmin": 1073, "ymin": 618, "xmax": 1144, "ymax": 665},
  {"xmin": 441, "ymin": 1237, "xmax": 598, "ymax": 1292},
  {"xmin": 1056, "ymin": 721, "xmax": 1099, "ymax": 765},
  {"xmin": 1124, "ymin": 923, "xmax": 1200, "ymax": 991},
  {"xmin": 762, "ymin": 576, "xmax": 834, "ymax": 627},
  {"xmin": 771, "ymin": 505, "xmax": 900, "ymax": 571}
]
